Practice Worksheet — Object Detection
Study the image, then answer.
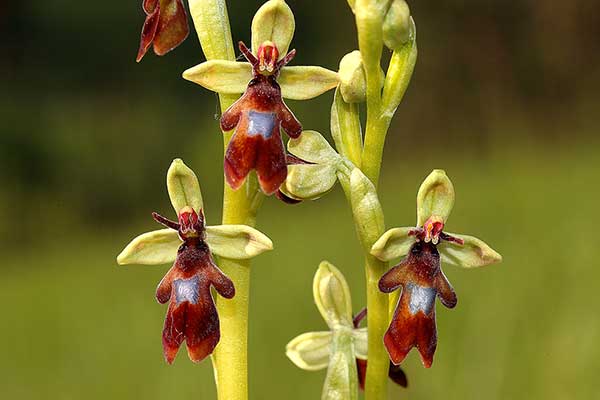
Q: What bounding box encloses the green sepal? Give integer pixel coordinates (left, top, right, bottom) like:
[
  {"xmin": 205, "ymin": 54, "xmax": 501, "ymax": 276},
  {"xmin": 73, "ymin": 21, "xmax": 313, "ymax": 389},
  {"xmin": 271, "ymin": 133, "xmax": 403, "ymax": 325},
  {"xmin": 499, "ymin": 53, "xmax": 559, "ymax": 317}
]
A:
[
  {"xmin": 313, "ymin": 261, "xmax": 354, "ymax": 329},
  {"xmin": 349, "ymin": 169, "xmax": 385, "ymax": 250},
  {"xmin": 205, "ymin": 224, "xmax": 273, "ymax": 260},
  {"xmin": 188, "ymin": 0, "xmax": 235, "ymax": 61},
  {"xmin": 352, "ymin": 327, "xmax": 368, "ymax": 360},
  {"xmin": 251, "ymin": 0, "xmax": 295, "ymax": 57},
  {"xmin": 183, "ymin": 62, "xmax": 338, "ymax": 100},
  {"xmin": 288, "ymin": 130, "xmax": 340, "ymax": 164},
  {"xmin": 167, "ymin": 159, "xmax": 203, "ymax": 214},
  {"xmin": 281, "ymin": 163, "xmax": 338, "ymax": 201},
  {"xmin": 370, "ymin": 227, "xmax": 417, "ymax": 261},
  {"xmin": 285, "ymin": 331, "xmax": 332, "ymax": 371},
  {"xmin": 117, "ymin": 229, "xmax": 180, "ymax": 266},
  {"xmin": 439, "ymin": 233, "xmax": 502, "ymax": 268},
  {"xmin": 416, "ymin": 169, "xmax": 455, "ymax": 226}
]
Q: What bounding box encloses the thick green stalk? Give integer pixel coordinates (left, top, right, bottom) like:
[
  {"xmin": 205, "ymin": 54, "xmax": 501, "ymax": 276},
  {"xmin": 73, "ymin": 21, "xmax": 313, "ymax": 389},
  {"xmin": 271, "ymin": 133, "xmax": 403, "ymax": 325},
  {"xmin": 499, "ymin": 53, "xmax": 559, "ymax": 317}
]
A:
[
  {"xmin": 188, "ymin": 1, "xmax": 258, "ymax": 399},
  {"xmin": 354, "ymin": 1, "xmax": 389, "ymax": 399}
]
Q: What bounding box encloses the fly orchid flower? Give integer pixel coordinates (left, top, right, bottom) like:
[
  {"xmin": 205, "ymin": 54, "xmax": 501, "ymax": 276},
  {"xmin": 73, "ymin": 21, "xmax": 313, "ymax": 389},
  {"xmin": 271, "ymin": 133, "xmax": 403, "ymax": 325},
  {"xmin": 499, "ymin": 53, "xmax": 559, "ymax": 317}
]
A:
[
  {"xmin": 182, "ymin": 0, "xmax": 339, "ymax": 194},
  {"xmin": 117, "ymin": 159, "xmax": 273, "ymax": 363},
  {"xmin": 286, "ymin": 262, "xmax": 367, "ymax": 400},
  {"xmin": 136, "ymin": 0, "xmax": 190, "ymax": 62},
  {"xmin": 352, "ymin": 308, "xmax": 408, "ymax": 390},
  {"xmin": 370, "ymin": 170, "xmax": 502, "ymax": 368}
]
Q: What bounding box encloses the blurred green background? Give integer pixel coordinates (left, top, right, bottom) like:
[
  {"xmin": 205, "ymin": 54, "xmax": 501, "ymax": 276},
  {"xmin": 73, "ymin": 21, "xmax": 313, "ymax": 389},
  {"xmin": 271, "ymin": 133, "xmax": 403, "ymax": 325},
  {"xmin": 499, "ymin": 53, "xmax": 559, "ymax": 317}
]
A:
[{"xmin": 2, "ymin": 1, "xmax": 599, "ymax": 399}]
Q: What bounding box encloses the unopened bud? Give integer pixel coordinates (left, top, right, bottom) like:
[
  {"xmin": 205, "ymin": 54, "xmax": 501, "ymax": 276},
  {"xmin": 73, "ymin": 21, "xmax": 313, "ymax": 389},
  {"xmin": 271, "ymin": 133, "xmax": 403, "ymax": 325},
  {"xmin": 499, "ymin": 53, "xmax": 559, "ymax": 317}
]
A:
[{"xmin": 383, "ymin": 0, "xmax": 412, "ymax": 50}]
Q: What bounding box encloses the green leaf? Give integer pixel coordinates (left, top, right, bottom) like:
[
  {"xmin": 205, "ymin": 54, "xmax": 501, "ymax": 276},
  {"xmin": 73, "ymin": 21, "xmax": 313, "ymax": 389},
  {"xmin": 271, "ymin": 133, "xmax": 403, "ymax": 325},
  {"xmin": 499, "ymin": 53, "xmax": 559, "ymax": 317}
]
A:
[
  {"xmin": 167, "ymin": 159, "xmax": 203, "ymax": 214},
  {"xmin": 349, "ymin": 169, "xmax": 385, "ymax": 250},
  {"xmin": 279, "ymin": 66, "xmax": 339, "ymax": 100},
  {"xmin": 251, "ymin": 0, "xmax": 295, "ymax": 57},
  {"xmin": 338, "ymin": 51, "xmax": 366, "ymax": 103},
  {"xmin": 281, "ymin": 163, "xmax": 338, "ymax": 201},
  {"xmin": 352, "ymin": 328, "xmax": 368, "ymax": 360},
  {"xmin": 370, "ymin": 227, "xmax": 416, "ymax": 261},
  {"xmin": 182, "ymin": 60, "xmax": 251, "ymax": 95},
  {"xmin": 205, "ymin": 224, "xmax": 273, "ymax": 260},
  {"xmin": 439, "ymin": 233, "xmax": 502, "ymax": 268},
  {"xmin": 286, "ymin": 331, "xmax": 332, "ymax": 371},
  {"xmin": 416, "ymin": 169, "xmax": 455, "ymax": 226},
  {"xmin": 288, "ymin": 130, "xmax": 340, "ymax": 164},
  {"xmin": 117, "ymin": 229, "xmax": 180, "ymax": 266},
  {"xmin": 313, "ymin": 261, "xmax": 354, "ymax": 329}
]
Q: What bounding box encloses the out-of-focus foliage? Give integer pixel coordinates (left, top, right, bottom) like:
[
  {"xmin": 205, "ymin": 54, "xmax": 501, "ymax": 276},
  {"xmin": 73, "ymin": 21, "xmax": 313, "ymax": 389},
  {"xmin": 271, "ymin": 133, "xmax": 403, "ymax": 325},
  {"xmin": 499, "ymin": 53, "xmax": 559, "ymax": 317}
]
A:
[{"xmin": 1, "ymin": 1, "xmax": 599, "ymax": 399}]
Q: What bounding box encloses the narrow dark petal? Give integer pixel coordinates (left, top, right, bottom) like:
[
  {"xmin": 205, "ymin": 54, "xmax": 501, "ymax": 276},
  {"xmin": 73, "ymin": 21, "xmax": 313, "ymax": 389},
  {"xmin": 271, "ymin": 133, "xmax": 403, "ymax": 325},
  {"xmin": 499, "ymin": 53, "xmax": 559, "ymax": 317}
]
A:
[
  {"xmin": 353, "ymin": 307, "xmax": 367, "ymax": 329},
  {"xmin": 238, "ymin": 41, "xmax": 258, "ymax": 65},
  {"xmin": 152, "ymin": 0, "xmax": 189, "ymax": 56},
  {"xmin": 278, "ymin": 49, "xmax": 297, "ymax": 69},
  {"xmin": 388, "ymin": 363, "xmax": 408, "ymax": 388},
  {"xmin": 152, "ymin": 212, "xmax": 180, "ymax": 231},
  {"xmin": 356, "ymin": 359, "xmax": 367, "ymax": 391},
  {"xmin": 136, "ymin": 0, "xmax": 160, "ymax": 62}
]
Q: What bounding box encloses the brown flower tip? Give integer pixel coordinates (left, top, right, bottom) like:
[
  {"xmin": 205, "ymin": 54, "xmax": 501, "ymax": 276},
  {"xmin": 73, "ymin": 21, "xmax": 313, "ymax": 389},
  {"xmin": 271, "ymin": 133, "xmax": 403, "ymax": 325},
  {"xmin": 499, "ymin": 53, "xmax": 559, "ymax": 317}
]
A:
[
  {"xmin": 379, "ymin": 241, "xmax": 457, "ymax": 368},
  {"xmin": 220, "ymin": 41, "xmax": 302, "ymax": 195},
  {"xmin": 153, "ymin": 209, "xmax": 234, "ymax": 363},
  {"xmin": 136, "ymin": 0, "xmax": 190, "ymax": 62}
]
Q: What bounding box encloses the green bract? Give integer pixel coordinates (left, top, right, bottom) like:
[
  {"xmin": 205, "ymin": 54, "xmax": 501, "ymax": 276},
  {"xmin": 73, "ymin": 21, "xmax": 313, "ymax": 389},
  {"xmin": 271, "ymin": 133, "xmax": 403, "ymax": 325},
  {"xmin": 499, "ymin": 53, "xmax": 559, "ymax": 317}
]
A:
[
  {"xmin": 370, "ymin": 169, "xmax": 502, "ymax": 268},
  {"xmin": 350, "ymin": 169, "xmax": 385, "ymax": 250},
  {"xmin": 117, "ymin": 159, "xmax": 273, "ymax": 265},
  {"xmin": 182, "ymin": 0, "xmax": 338, "ymax": 101},
  {"xmin": 382, "ymin": 0, "xmax": 411, "ymax": 50},
  {"xmin": 286, "ymin": 262, "xmax": 366, "ymax": 400}
]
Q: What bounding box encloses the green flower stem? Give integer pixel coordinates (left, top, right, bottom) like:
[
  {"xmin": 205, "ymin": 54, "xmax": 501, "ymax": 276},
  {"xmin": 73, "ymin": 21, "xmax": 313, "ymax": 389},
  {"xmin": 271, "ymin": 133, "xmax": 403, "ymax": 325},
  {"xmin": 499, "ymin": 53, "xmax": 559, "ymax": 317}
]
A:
[
  {"xmin": 354, "ymin": 2, "xmax": 390, "ymax": 399},
  {"xmin": 188, "ymin": 1, "xmax": 260, "ymax": 399}
]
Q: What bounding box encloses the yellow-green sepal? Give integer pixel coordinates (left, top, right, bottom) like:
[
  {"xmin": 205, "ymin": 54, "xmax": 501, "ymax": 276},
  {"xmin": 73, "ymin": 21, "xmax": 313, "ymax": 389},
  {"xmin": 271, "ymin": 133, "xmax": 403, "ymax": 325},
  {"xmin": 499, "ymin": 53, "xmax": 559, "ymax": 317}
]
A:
[
  {"xmin": 288, "ymin": 130, "xmax": 340, "ymax": 164},
  {"xmin": 188, "ymin": 0, "xmax": 236, "ymax": 61},
  {"xmin": 352, "ymin": 327, "xmax": 368, "ymax": 360},
  {"xmin": 281, "ymin": 163, "xmax": 338, "ymax": 201},
  {"xmin": 251, "ymin": 0, "xmax": 295, "ymax": 57},
  {"xmin": 370, "ymin": 227, "xmax": 417, "ymax": 261},
  {"xmin": 439, "ymin": 233, "xmax": 502, "ymax": 268},
  {"xmin": 205, "ymin": 224, "xmax": 273, "ymax": 260},
  {"xmin": 350, "ymin": 169, "xmax": 385, "ymax": 250},
  {"xmin": 182, "ymin": 60, "xmax": 251, "ymax": 95},
  {"xmin": 416, "ymin": 169, "xmax": 455, "ymax": 226},
  {"xmin": 167, "ymin": 159, "xmax": 203, "ymax": 214},
  {"xmin": 117, "ymin": 229, "xmax": 180, "ymax": 266},
  {"xmin": 313, "ymin": 261, "xmax": 354, "ymax": 329},
  {"xmin": 280, "ymin": 66, "xmax": 339, "ymax": 100},
  {"xmin": 285, "ymin": 331, "xmax": 332, "ymax": 371}
]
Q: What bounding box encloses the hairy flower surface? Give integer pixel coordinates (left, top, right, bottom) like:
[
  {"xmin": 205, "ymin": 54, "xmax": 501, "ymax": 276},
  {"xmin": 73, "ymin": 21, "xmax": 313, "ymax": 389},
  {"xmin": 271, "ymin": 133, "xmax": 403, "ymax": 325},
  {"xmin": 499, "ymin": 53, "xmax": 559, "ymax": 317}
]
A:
[
  {"xmin": 117, "ymin": 159, "xmax": 273, "ymax": 363},
  {"xmin": 136, "ymin": 0, "xmax": 190, "ymax": 62},
  {"xmin": 371, "ymin": 170, "xmax": 502, "ymax": 367}
]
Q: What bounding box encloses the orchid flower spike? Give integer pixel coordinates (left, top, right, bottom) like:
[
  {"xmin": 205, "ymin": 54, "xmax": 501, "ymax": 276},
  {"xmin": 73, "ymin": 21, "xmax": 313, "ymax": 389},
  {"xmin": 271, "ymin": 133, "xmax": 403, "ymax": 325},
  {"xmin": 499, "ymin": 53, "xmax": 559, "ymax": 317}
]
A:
[
  {"xmin": 371, "ymin": 170, "xmax": 502, "ymax": 368},
  {"xmin": 117, "ymin": 159, "xmax": 273, "ymax": 363}
]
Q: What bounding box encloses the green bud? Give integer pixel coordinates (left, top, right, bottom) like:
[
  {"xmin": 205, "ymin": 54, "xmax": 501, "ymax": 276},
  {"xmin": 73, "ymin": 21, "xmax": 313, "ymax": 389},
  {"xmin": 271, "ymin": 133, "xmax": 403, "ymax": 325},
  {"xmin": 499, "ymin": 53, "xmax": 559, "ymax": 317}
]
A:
[
  {"xmin": 370, "ymin": 227, "xmax": 417, "ymax": 261},
  {"xmin": 205, "ymin": 224, "xmax": 273, "ymax": 260},
  {"xmin": 313, "ymin": 261, "xmax": 354, "ymax": 329},
  {"xmin": 281, "ymin": 164, "xmax": 338, "ymax": 201},
  {"xmin": 167, "ymin": 159, "xmax": 203, "ymax": 214},
  {"xmin": 338, "ymin": 51, "xmax": 367, "ymax": 103},
  {"xmin": 117, "ymin": 229, "xmax": 180, "ymax": 266},
  {"xmin": 382, "ymin": 0, "xmax": 411, "ymax": 50},
  {"xmin": 288, "ymin": 130, "xmax": 340, "ymax": 164},
  {"xmin": 251, "ymin": 0, "xmax": 295, "ymax": 57},
  {"xmin": 286, "ymin": 331, "xmax": 332, "ymax": 371},
  {"xmin": 439, "ymin": 233, "xmax": 502, "ymax": 268},
  {"xmin": 416, "ymin": 169, "xmax": 455, "ymax": 227},
  {"xmin": 349, "ymin": 169, "xmax": 385, "ymax": 249}
]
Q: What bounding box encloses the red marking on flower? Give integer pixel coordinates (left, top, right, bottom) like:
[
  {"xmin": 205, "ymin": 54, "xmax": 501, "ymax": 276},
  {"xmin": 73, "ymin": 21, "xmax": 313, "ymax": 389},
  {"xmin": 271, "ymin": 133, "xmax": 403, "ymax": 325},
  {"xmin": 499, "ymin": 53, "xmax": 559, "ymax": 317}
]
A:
[
  {"xmin": 136, "ymin": 0, "xmax": 190, "ymax": 62},
  {"xmin": 409, "ymin": 217, "xmax": 464, "ymax": 246},
  {"xmin": 353, "ymin": 309, "xmax": 408, "ymax": 390},
  {"xmin": 152, "ymin": 209, "xmax": 234, "ymax": 364},
  {"xmin": 379, "ymin": 241, "xmax": 457, "ymax": 368},
  {"xmin": 275, "ymin": 153, "xmax": 312, "ymax": 204},
  {"xmin": 220, "ymin": 41, "xmax": 301, "ymax": 195}
]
